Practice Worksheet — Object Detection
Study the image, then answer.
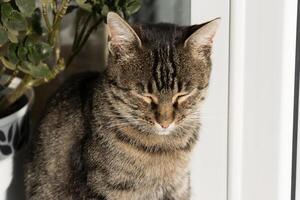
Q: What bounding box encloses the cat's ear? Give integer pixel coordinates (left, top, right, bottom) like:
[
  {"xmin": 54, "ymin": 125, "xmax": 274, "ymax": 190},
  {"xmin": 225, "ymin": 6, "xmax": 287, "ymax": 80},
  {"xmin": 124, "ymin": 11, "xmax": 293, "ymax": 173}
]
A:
[
  {"xmin": 184, "ymin": 18, "xmax": 220, "ymax": 49},
  {"xmin": 107, "ymin": 12, "xmax": 142, "ymax": 53}
]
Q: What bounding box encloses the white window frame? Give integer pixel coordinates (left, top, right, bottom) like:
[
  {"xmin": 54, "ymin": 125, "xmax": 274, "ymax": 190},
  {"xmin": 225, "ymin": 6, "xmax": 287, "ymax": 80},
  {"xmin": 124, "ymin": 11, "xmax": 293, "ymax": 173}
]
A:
[
  {"xmin": 228, "ymin": 0, "xmax": 298, "ymax": 200},
  {"xmin": 191, "ymin": 0, "xmax": 298, "ymax": 199}
]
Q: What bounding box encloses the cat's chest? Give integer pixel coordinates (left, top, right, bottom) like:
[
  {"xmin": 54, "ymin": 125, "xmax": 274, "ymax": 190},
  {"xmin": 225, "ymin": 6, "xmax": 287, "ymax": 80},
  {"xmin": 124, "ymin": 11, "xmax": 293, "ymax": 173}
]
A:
[
  {"xmin": 88, "ymin": 126, "xmax": 192, "ymax": 188},
  {"xmin": 147, "ymin": 157, "xmax": 189, "ymax": 188},
  {"xmin": 115, "ymin": 144, "xmax": 190, "ymax": 185}
]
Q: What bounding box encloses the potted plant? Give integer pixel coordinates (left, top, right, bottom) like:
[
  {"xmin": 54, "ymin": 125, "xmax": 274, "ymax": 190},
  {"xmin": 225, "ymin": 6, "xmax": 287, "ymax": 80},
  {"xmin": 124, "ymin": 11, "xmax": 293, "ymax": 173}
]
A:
[{"xmin": 0, "ymin": 0, "xmax": 141, "ymax": 198}]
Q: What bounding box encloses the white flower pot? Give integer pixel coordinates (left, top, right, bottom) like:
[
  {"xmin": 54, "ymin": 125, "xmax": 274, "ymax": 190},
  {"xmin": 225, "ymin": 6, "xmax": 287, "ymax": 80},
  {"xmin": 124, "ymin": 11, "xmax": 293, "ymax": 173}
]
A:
[{"xmin": 0, "ymin": 79, "xmax": 34, "ymax": 200}]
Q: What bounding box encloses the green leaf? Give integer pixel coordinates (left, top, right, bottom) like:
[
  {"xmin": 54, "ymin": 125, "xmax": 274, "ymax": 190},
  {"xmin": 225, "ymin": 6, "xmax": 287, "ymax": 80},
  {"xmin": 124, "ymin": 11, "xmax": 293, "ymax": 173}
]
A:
[
  {"xmin": 7, "ymin": 29, "xmax": 18, "ymax": 43},
  {"xmin": 101, "ymin": 5, "xmax": 109, "ymax": 16},
  {"xmin": 17, "ymin": 61, "xmax": 30, "ymax": 74},
  {"xmin": 24, "ymin": 36, "xmax": 34, "ymax": 47},
  {"xmin": 1, "ymin": 3, "xmax": 13, "ymax": 18},
  {"xmin": 0, "ymin": 26, "xmax": 8, "ymax": 46},
  {"xmin": 26, "ymin": 41, "xmax": 53, "ymax": 64},
  {"xmin": 17, "ymin": 61, "xmax": 31, "ymax": 75},
  {"xmin": 25, "ymin": 38, "xmax": 37, "ymax": 63},
  {"xmin": 23, "ymin": 61, "xmax": 51, "ymax": 78},
  {"xmin": 25, "ymin": 38, "xmax": 39, "ymax": 64},
  {"xmin": 76, "ymin": 0, "xmax": 92, "ymax": 12},
  {"xmin": 6, "ymin": 27, "xmax": 18, "ymax": 36},
  {"xmin": 0, "ymin": 57, "xmax": 16, "ymax": 70},
  {"xmin": 125, "ymin": 0, "xmax": 141, "ymax": 15},
  {"xmin": 16, "ymin": 0, "xmax": 35, "ymax": 17},
  {"xmin": 3, "ymin": 10, "xmax": 28, "ymax": 31},
  {"xmin": 27, "ymin": 44, "xmax": 40, "ymax": 64},
  {"xmin": 7, "ymin": 43, "xmax": 19, "ymax": 64},
  {"xmin": 36, "ymin": 42, "xmax": 53, "ymax": 60},
  {"xmin": 17, "ymin": 45, "xmax": 28, "ymax": 61}
]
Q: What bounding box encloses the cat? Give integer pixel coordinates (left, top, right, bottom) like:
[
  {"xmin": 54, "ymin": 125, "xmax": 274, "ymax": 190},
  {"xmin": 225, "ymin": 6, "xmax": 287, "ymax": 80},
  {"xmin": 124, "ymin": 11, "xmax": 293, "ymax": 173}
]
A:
[{"xmin": 24, "ymin": 12, "xmax": 219, "ymax": 200}]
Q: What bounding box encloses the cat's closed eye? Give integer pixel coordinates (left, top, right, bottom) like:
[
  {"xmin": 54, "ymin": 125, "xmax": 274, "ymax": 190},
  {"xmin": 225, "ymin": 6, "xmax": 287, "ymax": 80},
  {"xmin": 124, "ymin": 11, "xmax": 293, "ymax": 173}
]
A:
[
  {"xmin": 172, "ymin": 89, "xmax": 197, "ymax": 104},
  {"xmin": 131, "ymin": 91, "xmax": 158, "ymax": 104},
  {"xmin": 172, "ymin": 92, "xmax": 190, "ymax": 104},
  {"xmin": 141, "ymin": 93, "xmax": 158, "ymax": 104},
  {"xmin": 132, "ymin": 90, "xmax": 196, "ymax": 105}
]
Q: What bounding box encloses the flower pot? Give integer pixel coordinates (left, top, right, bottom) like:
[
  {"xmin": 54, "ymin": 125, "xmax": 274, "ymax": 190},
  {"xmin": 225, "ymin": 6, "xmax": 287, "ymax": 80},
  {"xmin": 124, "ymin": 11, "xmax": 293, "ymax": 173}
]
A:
[{"xmin": 0, "ymin": 79, "xmax": 34, "ymax": 200}]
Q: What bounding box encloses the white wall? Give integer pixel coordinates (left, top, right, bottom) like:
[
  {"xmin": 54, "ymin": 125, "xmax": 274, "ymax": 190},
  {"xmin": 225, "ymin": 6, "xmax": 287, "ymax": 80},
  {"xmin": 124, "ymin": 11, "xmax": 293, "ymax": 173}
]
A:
[
  {"xmin": 155, "ymin": 0, "xmax": 190, "ymax": 25},
  {"xmin": 190, "ymin": 1, "xmax": 230, "ymax": 200}
]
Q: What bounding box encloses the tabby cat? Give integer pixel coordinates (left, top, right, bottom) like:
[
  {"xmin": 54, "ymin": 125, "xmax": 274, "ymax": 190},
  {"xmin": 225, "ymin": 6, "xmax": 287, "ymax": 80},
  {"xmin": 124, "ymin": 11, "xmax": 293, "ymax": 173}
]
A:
[{"xmin": 24, "ymin": 12, "xmax": 219, "ymax": 200}]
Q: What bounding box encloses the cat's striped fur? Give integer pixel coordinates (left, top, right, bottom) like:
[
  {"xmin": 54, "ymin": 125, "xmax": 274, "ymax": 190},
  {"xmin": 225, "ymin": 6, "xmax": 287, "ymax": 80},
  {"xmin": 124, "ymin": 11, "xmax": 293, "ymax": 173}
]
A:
[{"xmin": 24, "ymin": 12, "xmax": 219, "ymax": 200}]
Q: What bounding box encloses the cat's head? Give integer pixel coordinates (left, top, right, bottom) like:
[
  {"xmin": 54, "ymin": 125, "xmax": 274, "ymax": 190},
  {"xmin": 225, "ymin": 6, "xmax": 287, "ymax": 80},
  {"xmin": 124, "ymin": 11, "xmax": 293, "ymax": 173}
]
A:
[{"xmin": 105, "ymin": 12, "xmax": 219, "ymax": 136}]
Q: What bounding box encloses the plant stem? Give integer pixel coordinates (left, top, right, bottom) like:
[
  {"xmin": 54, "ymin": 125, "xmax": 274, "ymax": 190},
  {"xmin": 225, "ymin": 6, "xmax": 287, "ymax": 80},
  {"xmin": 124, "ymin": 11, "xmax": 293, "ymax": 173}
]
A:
[
  {"xmin": 42, "ymin": 3, "xmax": 52, "ymax": 31},
  {"xmin": 0, "ymin": 75, "xmax": 33, "ymax": 114},
  {"xmin": 73, "ymin": 14, "xmax": 92, "ymax": 51},
  {"xmin": 49, "ymin": 0, "xmax": 70, "ymax": 46},
  {"xmin": 53, "ymin": 0, "xmax": 70, "ymax": 28},
  {"xmin": 52, "ymin": 0, "xmax": 58, "ymax": 14},
  {"xmin": 66, "ymin": 17, "xmax": 104, "ymax": 67},
  {"xmin": 73, "ymin": 12, "xmax": 82, "ymax": 48}
]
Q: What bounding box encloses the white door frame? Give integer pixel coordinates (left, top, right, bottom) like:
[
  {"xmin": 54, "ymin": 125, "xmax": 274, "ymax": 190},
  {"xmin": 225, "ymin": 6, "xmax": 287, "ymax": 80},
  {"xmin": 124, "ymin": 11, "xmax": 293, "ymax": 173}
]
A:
[{"xmin": 228, "ymin": 0, "xmax": 298, "ymax": 200}]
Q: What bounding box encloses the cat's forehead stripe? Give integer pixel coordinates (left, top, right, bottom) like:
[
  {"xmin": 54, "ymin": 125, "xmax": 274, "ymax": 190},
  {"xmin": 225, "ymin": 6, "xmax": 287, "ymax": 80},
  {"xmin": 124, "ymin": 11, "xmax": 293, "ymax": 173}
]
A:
[{"xmin": 151, "ymin": 45, "xmax": 177, "ymax": 91}]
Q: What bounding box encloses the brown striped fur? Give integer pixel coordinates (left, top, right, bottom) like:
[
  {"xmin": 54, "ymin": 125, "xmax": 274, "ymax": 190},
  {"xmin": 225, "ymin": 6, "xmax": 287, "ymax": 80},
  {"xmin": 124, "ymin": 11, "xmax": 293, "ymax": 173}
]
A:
[{"xmin": 24, "ymin": 12, "xmax": 219, "ymax": 200}]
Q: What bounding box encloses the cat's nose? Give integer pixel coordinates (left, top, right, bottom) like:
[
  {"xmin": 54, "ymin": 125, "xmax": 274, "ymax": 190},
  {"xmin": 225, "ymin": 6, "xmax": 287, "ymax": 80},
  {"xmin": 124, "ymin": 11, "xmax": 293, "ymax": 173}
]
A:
[
  {"xmin": 157, "ymin": 118, "xmax": 174, "ymax": 129},
  {"xmin": 160, "ymin": 121, "xmax": 170, "ymax": 129},
  {"xmin": 156, "ymin": 104, "xmax": 174, "ymax": 129}
]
